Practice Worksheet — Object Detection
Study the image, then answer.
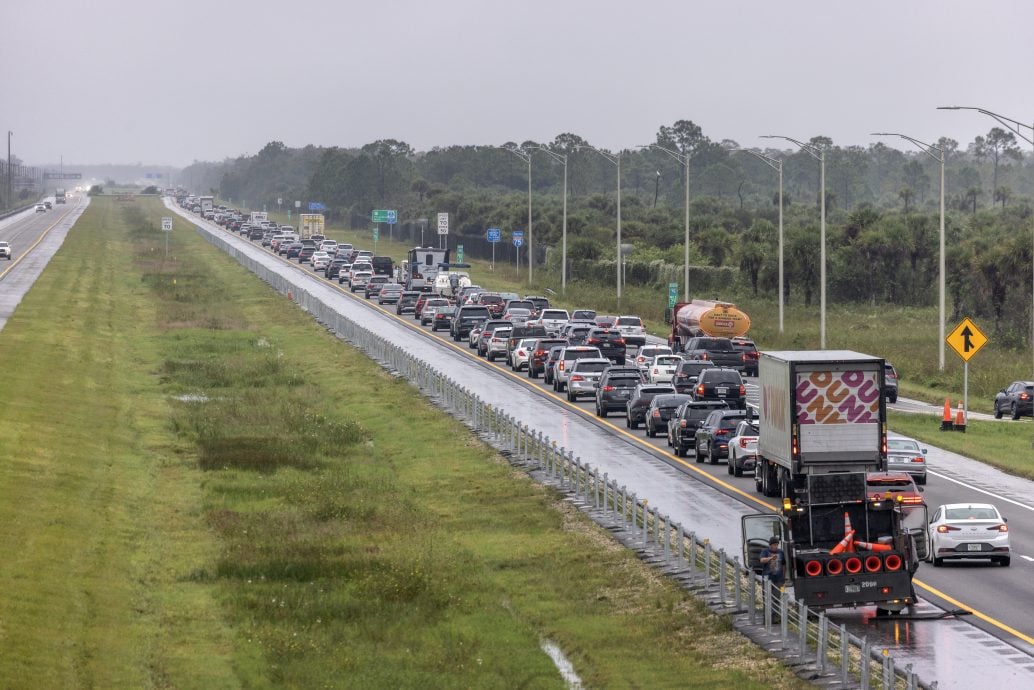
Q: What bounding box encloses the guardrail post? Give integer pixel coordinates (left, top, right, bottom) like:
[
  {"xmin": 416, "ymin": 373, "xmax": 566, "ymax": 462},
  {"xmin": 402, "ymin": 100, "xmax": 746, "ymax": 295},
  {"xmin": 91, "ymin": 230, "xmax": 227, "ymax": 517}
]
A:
[
  {"xmin": 798, "ymin": 599, "xmax": 809, "ymax": 657},
  {"xmin": 816, "ymin": 611, "xmax": 827, "ymax": 673},
  {"xmin": 839, "ymin": 624, "xmax": 849, "ymax": 684},
  {"xmin": 718, "ymin": 549, "xmax": 727, "ymax": 604},
  {"xmin": 601, "ymin": 473, "xmax": 609, "ymax": 512},
  {"xmin": 662, "ymin": 515, "xmax": 671, "ymax": 562},
  {"xmin": 882, "ymin": 649, "xmax": 892, "ymax": 690},
  {"xmin": 779, "ymin": 590, "xmax": 789, "ymax": 641},
  {"xmin": 732, "ymin": 557, "xmax": 742, "ymax": 610},
  {"xmin": 860, "ymin": 637, "xmax": 870, "ymax": 689},
  {"xmin": 703, "ymin": 540, "xmax": 713, "ymax": 586},
  {"xmin": 620, "ymin": 486, "xmax": 628, "ymax": 525},
  {"xmin": 763, "ymin": 578, "xmax": 773, "ymax": 630},
  {"xmin": 687, "ymin": 532, "xmax": 697, "ymax": 572},
  {"xmin": 675, "ymin": 523, "xmax": 684, "ymax": 570}
]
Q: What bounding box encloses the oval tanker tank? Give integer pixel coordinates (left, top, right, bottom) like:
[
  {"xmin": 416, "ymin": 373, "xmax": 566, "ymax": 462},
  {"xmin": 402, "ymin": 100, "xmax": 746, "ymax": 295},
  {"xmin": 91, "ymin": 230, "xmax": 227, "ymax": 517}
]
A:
[{"xmin": 668, "ymin": 299, "xmax": 750, "ymax": 350}]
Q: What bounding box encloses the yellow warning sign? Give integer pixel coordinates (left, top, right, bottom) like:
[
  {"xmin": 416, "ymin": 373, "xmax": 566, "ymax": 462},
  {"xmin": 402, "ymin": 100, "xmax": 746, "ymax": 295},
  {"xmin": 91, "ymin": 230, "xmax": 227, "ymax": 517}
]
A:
[{"xmin": 946, "ymin": 317, "xmax": 988, "ymax": 362}]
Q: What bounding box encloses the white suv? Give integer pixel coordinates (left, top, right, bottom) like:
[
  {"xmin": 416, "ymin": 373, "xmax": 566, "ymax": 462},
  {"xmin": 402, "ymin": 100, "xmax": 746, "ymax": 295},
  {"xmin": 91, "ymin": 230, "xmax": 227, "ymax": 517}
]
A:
[
  {"xmin": 0, "ymin": 241, "xmax": 11, "ymax": 260},
  {"xmin": 616, "ymin": 315, "xmax": 646, "ymax": 347}
]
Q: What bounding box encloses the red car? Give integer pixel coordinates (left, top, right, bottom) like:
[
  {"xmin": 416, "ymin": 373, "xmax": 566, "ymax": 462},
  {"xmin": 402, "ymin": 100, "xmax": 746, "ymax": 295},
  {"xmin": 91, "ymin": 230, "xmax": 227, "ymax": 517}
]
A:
[{"xmin": 866, "ymin": 472, "xmax": 924, "ymax": 506}]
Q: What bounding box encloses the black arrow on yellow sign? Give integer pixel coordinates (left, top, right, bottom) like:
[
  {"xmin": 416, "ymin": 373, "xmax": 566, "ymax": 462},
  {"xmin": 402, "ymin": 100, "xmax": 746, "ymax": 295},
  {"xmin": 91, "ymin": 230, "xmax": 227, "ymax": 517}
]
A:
[{"xmin": 961, "ymin": 326, "xmax": 974, "ymax": 352}]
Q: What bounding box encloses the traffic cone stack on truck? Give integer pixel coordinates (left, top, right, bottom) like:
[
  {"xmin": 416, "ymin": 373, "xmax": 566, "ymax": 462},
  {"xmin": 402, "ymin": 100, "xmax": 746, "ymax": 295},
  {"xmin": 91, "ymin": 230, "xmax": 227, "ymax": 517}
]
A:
[{"xmin": 741, "ymin": 351, "xmax": 928, "ymax": 614}]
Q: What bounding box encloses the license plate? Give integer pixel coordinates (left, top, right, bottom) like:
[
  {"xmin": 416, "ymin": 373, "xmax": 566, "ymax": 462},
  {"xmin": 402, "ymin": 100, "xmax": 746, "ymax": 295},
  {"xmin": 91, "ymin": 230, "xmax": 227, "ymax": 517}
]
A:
[
  {"xmin": 844, "ymin": 584, "xmax": 860, "ymax": 593},
  {"xmin": 716, "ymin": 387, "xmax": 728, "ymax": 395},
  {"xmin": 967, "ymin": 543, "xmax": 983, "ymax": 551}
]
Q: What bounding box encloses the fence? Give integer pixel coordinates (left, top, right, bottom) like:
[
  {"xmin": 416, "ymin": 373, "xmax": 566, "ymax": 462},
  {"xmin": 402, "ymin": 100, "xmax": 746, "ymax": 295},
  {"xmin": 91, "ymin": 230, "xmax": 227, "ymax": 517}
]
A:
[{"xmin": 197, "ymin": 223, "xmax": 935, "ymax": 690}]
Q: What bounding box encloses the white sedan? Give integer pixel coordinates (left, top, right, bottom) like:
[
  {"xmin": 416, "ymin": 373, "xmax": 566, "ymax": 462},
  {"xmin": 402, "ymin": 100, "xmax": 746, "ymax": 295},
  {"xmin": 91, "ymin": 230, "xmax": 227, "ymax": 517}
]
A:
[
  {"xmin": 927, "ymin": 503, "xmax": 1010, "ymax": 567},
  {"xmin": 648, "ymin": 354, "xmax": 683, "ymax": 383}
]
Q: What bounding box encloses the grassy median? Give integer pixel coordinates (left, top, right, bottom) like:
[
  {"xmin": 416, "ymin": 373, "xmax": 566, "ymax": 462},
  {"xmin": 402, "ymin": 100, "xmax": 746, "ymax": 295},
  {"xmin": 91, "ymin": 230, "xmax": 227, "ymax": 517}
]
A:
[{"xmin": 0, "ymin": 196, "xmax": 806, "ymax": 688}]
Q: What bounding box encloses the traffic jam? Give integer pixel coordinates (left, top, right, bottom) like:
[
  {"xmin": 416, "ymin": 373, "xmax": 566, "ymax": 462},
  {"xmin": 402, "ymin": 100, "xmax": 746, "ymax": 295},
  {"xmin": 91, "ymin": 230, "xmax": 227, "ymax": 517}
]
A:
[{"xmin": 179, "ymin": 195, "xmax": 1025, "ymax": 641}]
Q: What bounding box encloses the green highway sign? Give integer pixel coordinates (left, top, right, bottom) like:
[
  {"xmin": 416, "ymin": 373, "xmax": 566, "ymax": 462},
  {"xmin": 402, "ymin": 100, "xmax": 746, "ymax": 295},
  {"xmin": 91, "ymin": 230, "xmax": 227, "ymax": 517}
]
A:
[
  {"xmin": 457, "ymin": 244, "xmax": 464, "ymax": 263},
  {"xmin": 371, "ymin": 209, "xmax": 397, "ymax": 224},
  {"xmin": 372, "ymin": 226, "xmax": 379, "ymax": 241},
  {"xmin": 668, "ymin": 282, "xmax": 679, "ymax": 308}
]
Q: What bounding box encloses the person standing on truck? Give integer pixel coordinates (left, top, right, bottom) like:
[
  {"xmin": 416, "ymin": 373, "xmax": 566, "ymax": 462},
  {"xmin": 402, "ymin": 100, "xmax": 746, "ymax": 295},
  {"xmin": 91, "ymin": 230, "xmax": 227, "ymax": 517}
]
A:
[{"xmin": 760, "ymin": 536, "xmax": 786, "ymax": 588}]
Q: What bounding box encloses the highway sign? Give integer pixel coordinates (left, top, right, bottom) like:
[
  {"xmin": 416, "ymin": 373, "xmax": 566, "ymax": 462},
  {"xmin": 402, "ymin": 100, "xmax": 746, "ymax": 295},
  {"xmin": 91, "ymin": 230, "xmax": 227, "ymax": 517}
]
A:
[
  {"xmin": 487, "ymin": 228, "xmax": 501, "ymax": 243},
  {"xmin": 513, "ymin": 230, "xmax": 524, "ymax": 248},
  {"xmin": 372, "ymin": 227, "xmax": 379, "ymax": 241},
  {"xmin": 457, "ymin": 245, "xmax": 464, "ymax": 262},
  {"xmin": 668, "ymin": 282, "xmax": 678, "ymax": 308},
  {"xmin": 161, "ymin": 217, "xmax": 173, "ymax": 232},
  {"xmin": 308, "ymin": 202, "xmax": 327, "ymax": 211},
  {"xmin": 946, "ymin": 317, "xmax": 988, "ymax": 362},
  {"xmin": 372, "ymin": 209, "xmax": 397, "ymax": 224},
  {"xmin": 295, "ymin": 200, "xmax": 301, "ymax": 208},
  {"xmin": 437, "ymin": 212, "xmax": 449, "ymax": 235},
  {"xmin": 43, "ymin": 172, "xmax": 82, "ymax": 180}
]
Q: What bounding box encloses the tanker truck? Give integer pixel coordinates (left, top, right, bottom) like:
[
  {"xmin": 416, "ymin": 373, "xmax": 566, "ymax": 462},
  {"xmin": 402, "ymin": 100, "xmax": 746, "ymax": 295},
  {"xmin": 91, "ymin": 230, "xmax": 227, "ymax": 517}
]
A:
[{"xmin": 667, "ymin": 299, "xmax": 751, "ymax": 350}]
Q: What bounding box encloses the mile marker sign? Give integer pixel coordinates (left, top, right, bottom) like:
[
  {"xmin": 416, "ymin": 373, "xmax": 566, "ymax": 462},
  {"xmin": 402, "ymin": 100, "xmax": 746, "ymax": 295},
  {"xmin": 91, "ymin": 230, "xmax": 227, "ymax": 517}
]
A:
[{"xmin": 946, "ymin": 317, "xmax": 988, "ymax": 362}]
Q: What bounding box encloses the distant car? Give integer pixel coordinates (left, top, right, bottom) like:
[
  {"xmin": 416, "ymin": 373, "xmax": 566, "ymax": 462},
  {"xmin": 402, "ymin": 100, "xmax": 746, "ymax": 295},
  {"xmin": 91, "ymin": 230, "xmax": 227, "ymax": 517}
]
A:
[
  {"xmin": 727, "ymin": 419, "xmax": 759, "ymax": 477},
  {"xmin": 0, "ymin": 241, "xmax": 11, "ymax": 260},
  {"xmin": 927, "ymin": 502, "xmax": 1010, "ymax": 567},
  {"xmin": 668, "ymin": 400, "xmax": 730, "ymax": 457},
  {"xmin": 594, "ymin": 366, "xmax": 645, "ymax": 417},
  {"xmin": 35, "ymin": 204, "xmax": 46, "ymax": 213},
  {"xmin": 430, "ymin": 305, "xmax": 457, "ymax": 332},
  {"xmin": 486, "ymin": 327, "xmax": 513, "ymax": 362},
  {"xmin": 510, "ymin": 337, "xmax": 539, "ymax": 372},
  {"xmin": 615, "ymin": 315, "xmax": 646, "ymax": 347},
  {"xmin": 644, "ymin": 393, "xmax": 692, "ymax": 438},
  {"xmin": 363, "ymin": 276, "xmax": 390, "ymax": 299},
  {"xmin": 534, "ymin": 309, "xmax": 570, "ymax": 335},
  {"xmin": 865, "ymin": 472, "xmax": 924, "ymax": 506},
  {"xmin": 565, "ymin": 357, "xmax": 611, "ymax": 402},
  {"xmin": 634, "ymin": 345, "xmax": 673, "ymax": 371},
  {"xmin": 396, "ymin": 291, "xmax": 421, "ymax": 315},
  {"xmin": 553, "ymin": 346, "xmax": 604, "ymax": 393},
  {"xmin": 585, "ymin": 328, "xmax": 626, "ymax": 364},
  {"xmin": 648, "ymin": 354, "xmax": 683, "ymax": 384},
  {"xmin": 730, "ymin": 337, "xmax": 760, "ymax": 377},
  {"xmin": 527, "ymin": 338, "xmax": 567, "ymax": 379},
  {"xmin": 543, "ymin": 346, "xmax": 566, "ymax": 387},
  {"xmin": 626, "ymin": 383, "xmax": 676, "ymax": 430},
  {"xmin": 571, "ymin": 309, "xmax": 597, "ymax": 322},
  {"xmin": 994, "ymin": 380, "xmax": 1033, "ymax": 419},
  {"xmin": 349, "ymin": 271, "xmax": 373, "ymax": 293},
  {"xmin": 420, "ymin": 298, "xmax": 450, "ymax": 325},
  {"xmin": 377, "ymin": 284, "xmax": 404, "ymax": 305},
  {"xmin": 672, "ymin": 360, "xmax": 716, "ymax": 394},
  {"xmin": 693, "ymin": 367, "xmax": 747, "ymax": 409},
  {"xmin": 503, "ymin": 308, "xmax": 533, "ymax": 327},
  {"xmin": 694, "ymin": 408, "xmax": 748, "ymax": 464},
  {"xmin": 884, "ymin": 362, "xmax": 899, "ymax": 403},
  {"xmin": 44, "ymin": 200, "xmax": 52, "ymax": 209},
  {"xmin": 886, "ymin": 436, "xmax": 927, "ymax": 484}
]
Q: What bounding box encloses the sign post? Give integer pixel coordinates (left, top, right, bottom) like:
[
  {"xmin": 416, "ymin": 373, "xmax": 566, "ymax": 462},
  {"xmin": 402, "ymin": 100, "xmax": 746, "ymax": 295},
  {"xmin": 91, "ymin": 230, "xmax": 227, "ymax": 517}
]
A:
[
  {"xmin": 372, "ymin": 225, "xmax": 379, "ymax": 253},
  {"xmin": 512, "ymin": 230, "xmax": 524, "ymax": 276},
  {"xmin": 487, "ymin": 227, "xmax": 501, "ymax": 271},
  {"xmin": 946, "ymin": 317, "xmax": 989, "ymax": 421}
]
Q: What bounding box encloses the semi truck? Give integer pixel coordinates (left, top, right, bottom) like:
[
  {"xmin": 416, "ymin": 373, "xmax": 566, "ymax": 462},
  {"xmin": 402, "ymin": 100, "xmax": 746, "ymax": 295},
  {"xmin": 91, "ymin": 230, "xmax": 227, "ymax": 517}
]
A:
[
  {"xmin": 741, "ymin": 351, "xmax": 927, "ymax": 613},
  {"xmin": 668, "ymin": 299, "xmax": 750, "ymax": 350},
  {"xmin": 200, "ymin": 196, "xmax": 214, "ymax": 214},
  {"xmin": 249, "ymin": 211, "xmax": 268, "ymax": 225},
  {"xmin": 55, "ymin": 188, "xmax": 67, "ymax": 204},
  {"xmin": 404, "ymin": 246, "xmax": 450, "ymax": 290},
  {"xmin": 299, "ymin": 213, "xmax": 325, "ymax": 239}
]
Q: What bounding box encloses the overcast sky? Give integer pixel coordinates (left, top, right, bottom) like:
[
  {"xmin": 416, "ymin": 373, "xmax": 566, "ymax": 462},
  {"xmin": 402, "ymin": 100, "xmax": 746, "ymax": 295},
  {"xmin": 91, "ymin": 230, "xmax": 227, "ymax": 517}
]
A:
[{"xmin": 5, "ymin": 0, "xmax": 1034, "ymax": 167}]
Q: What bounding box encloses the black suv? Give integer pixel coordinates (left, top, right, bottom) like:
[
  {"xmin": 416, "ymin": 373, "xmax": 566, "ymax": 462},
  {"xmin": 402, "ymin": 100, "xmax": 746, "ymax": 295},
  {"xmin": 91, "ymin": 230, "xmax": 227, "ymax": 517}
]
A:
[
  {"xmin": 595, "ymin": 367, "xmax": 645, "ymax": 417},
  {"xmin": 586, "ymin": 328, "xmax": 626, "ymax": 364},
  {"xmin": 451, "ymin": 305, "xmax": 491, "ymax": 341},
  {"xmin": 730, "ymin": 337, "xmax": 759, "ymax": 377},
  {"xmin": 667, "ymin": 401, "xmax": 730, "ymax": 457},
  {"xmin": 644, "ymin": 393, "xmax": 692, "ymax": 437},
  {"xmin": 507, "ymin": 325, "xmax": 548, "ymax": 366},
  {"xmin": 625, "ymin": 383, "xmax": 675, "ymax": 430},
  {"xmin": 396, "ymin": 291, "xmax": 422, "ymax": 315},
  {"xmin": 693, "ymin": 368, "xmax": 746, "ymax": 409},
  {"xmin": 672, "ymin": 360, "xmax": 716, "ymax": 394},
  {"xmin": 994, "ymin": 380, "xmax": 1034, "ymax": 419},
  {"xmin": 543, "ymin": 346, "xmax": 566, "ymax": 386},
  {"xmin": 694, "ymin": 409, "xmax": 749, "ymax": 464},
  {"xmin": 884, "ymin": 362, "xmax": 899, "ymax": 404}
]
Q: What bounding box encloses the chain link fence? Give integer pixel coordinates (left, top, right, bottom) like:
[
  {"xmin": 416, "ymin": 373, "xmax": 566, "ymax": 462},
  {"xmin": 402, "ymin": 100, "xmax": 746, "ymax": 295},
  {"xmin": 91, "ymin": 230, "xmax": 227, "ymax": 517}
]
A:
[{"xmin": 198, "ymin": 223, "xmax": 935, "ymax": 690}]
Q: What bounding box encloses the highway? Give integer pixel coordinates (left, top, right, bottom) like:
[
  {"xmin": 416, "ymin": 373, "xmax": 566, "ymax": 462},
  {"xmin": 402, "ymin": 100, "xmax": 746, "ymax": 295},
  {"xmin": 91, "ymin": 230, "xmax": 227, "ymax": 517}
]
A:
[
  {"xmin": 172, "ymin": 200, "xmax": 1034, "ymax": 687},
  {"xmin": 0, "ymin": 196, "xmax": 89, "ymax": 331}
]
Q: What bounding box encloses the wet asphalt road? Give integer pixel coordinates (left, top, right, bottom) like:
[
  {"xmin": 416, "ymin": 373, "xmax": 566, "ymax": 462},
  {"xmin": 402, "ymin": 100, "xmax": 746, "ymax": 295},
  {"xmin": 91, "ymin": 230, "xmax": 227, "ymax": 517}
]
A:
[{"xmin": 171, "ymin": 200, "xmax": 1034, "ymax": 687}]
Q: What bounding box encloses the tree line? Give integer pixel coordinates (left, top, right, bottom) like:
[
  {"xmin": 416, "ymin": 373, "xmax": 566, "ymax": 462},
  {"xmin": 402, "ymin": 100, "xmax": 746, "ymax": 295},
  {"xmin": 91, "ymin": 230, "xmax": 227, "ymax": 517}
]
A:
[{"xmin": 177, "ymin": 121, "xmax": 1034, "ymax": 343}]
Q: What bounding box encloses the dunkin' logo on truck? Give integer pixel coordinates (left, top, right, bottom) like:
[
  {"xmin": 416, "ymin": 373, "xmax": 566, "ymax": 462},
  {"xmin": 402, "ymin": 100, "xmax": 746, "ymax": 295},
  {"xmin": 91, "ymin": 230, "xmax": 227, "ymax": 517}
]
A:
[{"xmin": 796, "ymin": 370, "xmax": 880, "ymax": 424}]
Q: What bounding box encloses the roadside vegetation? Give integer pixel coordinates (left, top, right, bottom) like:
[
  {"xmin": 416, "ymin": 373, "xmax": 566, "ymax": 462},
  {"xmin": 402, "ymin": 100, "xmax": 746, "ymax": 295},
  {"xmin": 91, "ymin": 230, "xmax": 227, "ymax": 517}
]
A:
[
  {"xmin": 0, "ymin": 195, "xmax": 807, "ymax": 688},
  {"xmin": 890, "ymin": 412, "xmax": 1034, "ymax": 480}
]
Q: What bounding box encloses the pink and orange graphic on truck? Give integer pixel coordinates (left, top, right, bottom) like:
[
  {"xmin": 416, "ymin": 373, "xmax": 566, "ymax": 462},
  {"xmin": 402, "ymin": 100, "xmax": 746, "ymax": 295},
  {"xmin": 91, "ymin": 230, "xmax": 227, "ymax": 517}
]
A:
[{"xmin": 796, "ymin": 370, "xmax": 880, "ymax": 424}]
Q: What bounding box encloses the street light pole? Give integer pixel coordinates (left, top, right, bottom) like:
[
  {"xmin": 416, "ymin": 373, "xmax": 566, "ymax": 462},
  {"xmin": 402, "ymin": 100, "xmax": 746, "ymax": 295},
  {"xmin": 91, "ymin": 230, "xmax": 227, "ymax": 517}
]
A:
[
  {"xmin": 525, "ymin": 146, "xmax": 568, "ymax": 292},
  {"xmin": 939, "ymin": 106, "xmax": 1034, "ymax": 379},
  {"xmin": 732, "ymin": 148, "xmax": 785, "ymax": 333},
  {"xmin": 6, "ymin": 131, "xmax": 11, "ymax": 211},
  {"xmin": 763, "ymin": 135, "xmax": 827, "ymax": 347},
  {"xmin": 579, "ymin": 144, "xmax": 623, "ymax": 302},
  {"xmin": 872, "ymin": 132, "xmax": 946, "ymax": 370},
  {"xmin": 638, "ymin": 143, "xmax": 692, "ymax": 302}
]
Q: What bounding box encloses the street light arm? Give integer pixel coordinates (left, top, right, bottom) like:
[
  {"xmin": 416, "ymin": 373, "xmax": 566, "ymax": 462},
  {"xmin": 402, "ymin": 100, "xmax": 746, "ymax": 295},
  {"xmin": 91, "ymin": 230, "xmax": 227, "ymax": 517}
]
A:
[
  {"xmin": 731, "ymin": 148, "xmax": 782, "ymax": 172},
  {"xmin": 871, "ymin": 132, "xmax": 944, "ymax": 164},
  {"xmin": 938, "ymin": 107, "xmax": 1034, "ymax": 146},
  {"xmin": 762, "ymin": 134, "xmax": 823, "ymax": 160},
  {"xmin": 636, "ymin": 143, "xmax": 685, "ymax": 165},
  {"xmin": 524, "ymin": 145, "xmax": 566, "ymax": 164},
  {"xmin": 576, "ymin": 144, "xmax": 618, "ymax": 166}
]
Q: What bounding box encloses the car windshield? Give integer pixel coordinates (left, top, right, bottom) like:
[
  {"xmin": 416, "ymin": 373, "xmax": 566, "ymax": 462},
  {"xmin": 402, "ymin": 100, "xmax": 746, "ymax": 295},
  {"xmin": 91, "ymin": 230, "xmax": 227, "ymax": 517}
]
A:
[
  {"xmin": 705, "ymin": 372, "xmax": 742, "ymax": 384},
  {"xmin": 945, "ymin": 506, "xmax": 999, "ymax": 520},
  {"xmin": 887, "ymin": 439, "xmax": 920, "ymax": 452},
  {"xmin": 655, "ymin": 356, "xmax": 681, "ymax": 366},
  {"xmin": 617, "ymin": 317, "xmax": 641, "ymax": 326},
  {"xmin": 542, "ymin": 310, "xmax": 568, "ymax": 319},
  {"xmin": 575, "ymin": 362, "xmax": 608, "ymax": 373},
  {"xmin": 608, "ymin": 377, "xmax": 640, "ymax": 387},
  {"xmin": 572, "ymin": 310, "xmax": 596, "ymax": 320}
]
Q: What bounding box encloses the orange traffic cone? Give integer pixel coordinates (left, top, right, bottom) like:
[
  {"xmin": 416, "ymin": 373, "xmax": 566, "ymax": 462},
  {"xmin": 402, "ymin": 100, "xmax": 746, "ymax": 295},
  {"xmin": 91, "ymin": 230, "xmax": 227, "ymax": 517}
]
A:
[
  {"xmin": 844, "ymin": 511, "xmax": 853, "ymax": 534},
  {"xmin": 854, "ymin": 539, "xmax": 893, "ymax": 552},
  {"xmin": 941, "ymin": 399, "xmax": 954, "ymax": 431},
  {"xmin": 954, "ymin": 402, "xmax": 967, "ymax": 433},
  {"xmin": 830, "ymin": 530, "xmax": 855, "ymax": 555}
]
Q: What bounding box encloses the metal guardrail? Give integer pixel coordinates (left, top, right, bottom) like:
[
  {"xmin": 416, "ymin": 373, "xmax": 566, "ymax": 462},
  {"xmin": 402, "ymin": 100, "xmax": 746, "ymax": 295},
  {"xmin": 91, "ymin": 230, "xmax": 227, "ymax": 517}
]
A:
[{"xmin": 197, "ymin": 224, "xmax": 935, "ymax": 690}]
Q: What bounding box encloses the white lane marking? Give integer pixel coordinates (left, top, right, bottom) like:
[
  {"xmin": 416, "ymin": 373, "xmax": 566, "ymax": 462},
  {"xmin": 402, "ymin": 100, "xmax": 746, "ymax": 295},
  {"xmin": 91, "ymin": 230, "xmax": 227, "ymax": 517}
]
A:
[
  {"xmin": 1021, "ymin": 555, "xmax": 1034, "ymax": 562},
  {"xmin": 926, "ymin": 470, "xmax": 1034, "ymax": 512}
]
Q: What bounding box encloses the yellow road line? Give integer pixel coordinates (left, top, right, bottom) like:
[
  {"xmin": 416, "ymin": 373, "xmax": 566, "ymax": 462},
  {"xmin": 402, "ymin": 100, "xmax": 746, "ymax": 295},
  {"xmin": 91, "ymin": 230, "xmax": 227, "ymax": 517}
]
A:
[
  {"xmin": 0, "ymin": 200, "xmax": 81, "ymax": 280},
  {"xmin": 913, "ymin": 577, "xmax": 1034, "ymax": 645}
]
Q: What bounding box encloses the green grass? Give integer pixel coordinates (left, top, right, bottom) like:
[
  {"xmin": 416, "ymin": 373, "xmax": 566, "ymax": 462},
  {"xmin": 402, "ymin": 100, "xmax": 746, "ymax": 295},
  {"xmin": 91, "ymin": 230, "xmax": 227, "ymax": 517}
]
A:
[
  {"xmin": 890, "ymin": 411, "xmax": 1034, "ymax": 480},
  {"xmin": 0, "ymin": 196, "xmax": 808, "ymax": 688}
]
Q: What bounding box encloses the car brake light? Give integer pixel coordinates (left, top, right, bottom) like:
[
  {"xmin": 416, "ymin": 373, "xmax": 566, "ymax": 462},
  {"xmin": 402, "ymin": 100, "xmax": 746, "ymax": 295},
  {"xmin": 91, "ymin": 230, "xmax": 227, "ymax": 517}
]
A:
[
  {"xmin": 718, "ymin": 428, "xmax": 732, "ymax": 434},
  {"xmin": 602, "ymin": 385, "xmax": 614, "ymax": 392},
  {"xmin": 680, "ymin": 420, "xmax": 687, "ymax": 428},
  {"xmin": 652, "ymin": 409, "xmax": 660, "ymax": 418},
  {"xmin": 1022, "ymin": 393, "xmax": 1030, "ymax": 401},
  {"xmin": 902, "ymin": 496, "xmax": 923, "ymax": 505},
  {"xmin": 989, "ymin": 524, "xmax": 1009, "ymax": 532},
  {"xmin": 739, "ymin": 385, "xmax": 745, "ymax": 395},
  {"xmin": 739, "ymin": 438, "xmax": 749, "ymax": 448},
  {"xmin": 936, "ymin": 525, "xmax": 960, "ymax": 533},
  {"xmin": 615, "ymin": 338, "xmax": 625, "ymax": 345},
  {"xmin": 559, "ymin": 362, "xmax": 565, "ymax": 371},
  {"xmin": 588, "ymin": 338, "xmax": 600, "ymax": 344},
  {"xmin": 742, "ymin": 353, "xmax": 748, "ymax": 362},
  {"xmin": 696, "ymin": 384, "xmax": 704, "ymax": 396},
  {"xmin": 651, "ymin": 368, "xmax": 659, "ymax": 374},
  {"xmin": 517, "ymin": 349, "xmax": 525, "ymax": 356},
  {"xmin": 912, "ymin": 456, "xmax": 924, "ymax": 463},
  {"xmin": 700, "ymin": 353, "xmax": 708, "ymax": 360},
  {"xmin": 571, "ymin": 375, "xmax": 584, "ymax": 381}
]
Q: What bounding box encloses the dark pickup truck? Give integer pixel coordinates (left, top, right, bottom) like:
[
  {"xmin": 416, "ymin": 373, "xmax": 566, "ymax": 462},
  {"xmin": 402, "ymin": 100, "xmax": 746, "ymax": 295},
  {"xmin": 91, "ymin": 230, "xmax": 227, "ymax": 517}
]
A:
[{"xmin": 680, "ymin": 337, "xmax": 743, "ymax": 371}]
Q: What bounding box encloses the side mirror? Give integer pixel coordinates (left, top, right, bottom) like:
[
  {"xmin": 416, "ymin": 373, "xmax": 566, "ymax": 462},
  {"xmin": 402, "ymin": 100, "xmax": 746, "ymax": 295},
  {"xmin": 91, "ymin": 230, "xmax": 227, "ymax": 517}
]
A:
[
  {"xmin": 922, "ymin": 448, "xmax": 928, "ymax": 455},
  {"xmin": 917, "ymin": 485, "xmax": 924, "ymax": 492},
  {"xmin": 1004, "ymin": 517, "xmax": 1008, "ymax": 523}
]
